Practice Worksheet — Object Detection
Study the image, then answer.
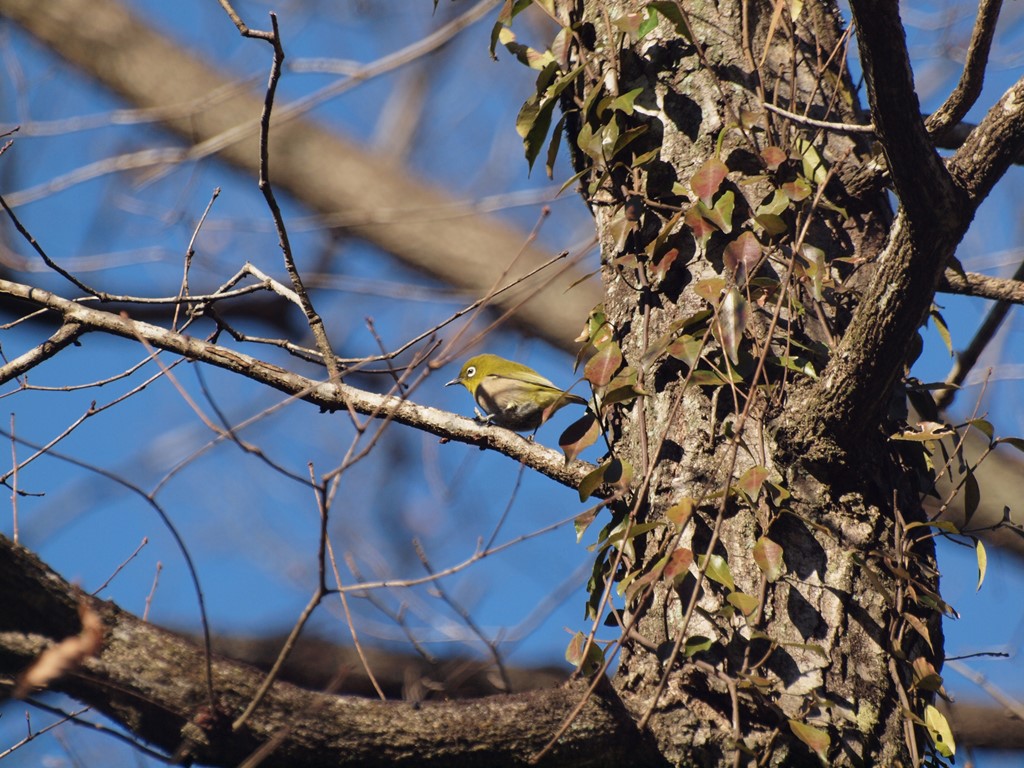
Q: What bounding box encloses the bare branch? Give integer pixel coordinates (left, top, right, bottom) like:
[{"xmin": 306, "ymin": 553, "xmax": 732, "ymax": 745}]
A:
[
  {"xmin": 936, "ymin": 258, "xmax": 1024, "ymax": 410},
  {"xmin": 0, "ymin": 278, "xmax": 596, "ymax": 495},
  {"xmin": 847, "ymin": 0, "xmax": 960, "ymax": 227},
  {"xmin": 0, "ymin": 0, "xmax": 598, "ymax": 353},
  {"xmin": 939, "ymin": 268, "xmax": 1024, "ymax": 304},
  {"xmin": 925, "ymin": 0, "xmax": 1004, "ymax": 138},
  {"xmin": 0, "ymin": 322, "xmax": 84, "ymax": 383}
]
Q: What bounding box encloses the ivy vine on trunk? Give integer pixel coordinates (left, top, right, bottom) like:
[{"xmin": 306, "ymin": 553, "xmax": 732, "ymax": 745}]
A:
[{"xmin": 501, "ymin": 1, "xmax": 949, "ymax": 764}]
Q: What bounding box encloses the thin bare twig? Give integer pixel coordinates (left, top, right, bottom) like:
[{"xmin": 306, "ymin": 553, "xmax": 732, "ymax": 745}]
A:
[
  {"xmin": 236, "ymin": 12, "xmax": 340, "ymax": 383},
  {"xmin": 763, "ymin": 101, "xmax": 875, "ymax": 133},
  {"xmin": 90, "ymin": 538, "xmax": 149, "ymax": 597}
]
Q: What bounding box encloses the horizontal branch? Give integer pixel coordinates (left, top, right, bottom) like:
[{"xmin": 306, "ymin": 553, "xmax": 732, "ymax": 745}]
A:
[
  {"xmin": 0, "ymin": 536, "xmax": 655, "ymax": 767},
  {"xmin": 0, "ymin": 279, "xmax": 595, "ymax": 495},
  {"xmin": 939, "ymin": 269, "xmax": 1024, "ymax": 304}
]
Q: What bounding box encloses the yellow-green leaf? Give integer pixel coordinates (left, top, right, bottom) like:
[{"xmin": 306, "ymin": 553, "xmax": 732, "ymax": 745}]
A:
[
  {"xmin": 976, "ymin": 537, "xmax": 987, "ymax": 591},
  {"xmin": 683, "ymin": 635, "xmax": 714, "ymax": 657},
  {"xmin": 666, "ymin": 497, "xmax": 695, "ymax": 528},
  {"xmin": 698, "ymin": 553, "xmax": 735, "ymax": 591},
  {"xmin": 924, "ymin": 704, "xmax": 956, "ymax": 757},
  {"xmin": 727, "ymin": 591, "xmax": 759, "ymax": 616}
]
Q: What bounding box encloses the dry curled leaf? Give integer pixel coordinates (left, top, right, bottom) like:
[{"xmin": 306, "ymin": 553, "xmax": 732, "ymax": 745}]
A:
[{"xmin": 15, "ymin": 600, "xmax": 103, "ymax": 698}]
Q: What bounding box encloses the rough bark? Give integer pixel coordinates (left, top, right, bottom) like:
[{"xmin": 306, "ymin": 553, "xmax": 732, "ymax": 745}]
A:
[
  {"xmin": 555, "ymin": 0, "xmax": 943, "ymax": 764},
  {"xmin": 0, "ymin": 535, "xmax": 660, "ymax": 767}
]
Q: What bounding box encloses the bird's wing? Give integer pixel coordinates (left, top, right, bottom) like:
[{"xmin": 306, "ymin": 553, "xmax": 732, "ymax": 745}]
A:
[{"xmin": 493, "ymin": 369, "xmax": 559, "ymax": 389}]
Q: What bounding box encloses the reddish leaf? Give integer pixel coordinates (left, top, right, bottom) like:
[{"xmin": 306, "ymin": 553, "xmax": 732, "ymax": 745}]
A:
[
  {"xmin": 782, "ymin": 176, "xmax": 812, "ymax": 202},
  {"xmin": 789, "ymin": 720, "xmax": 830, "ymax": 762},
  {"xmin": 752, "ymin": 536, "xmax": 784, "ymax": 582},
  {"xmin": 565, "ymin": 631, "xmax": 604, "ymax": 674},
  {"xmin": 761, "ymin": 145, "xmax": 787, "ymax": 171},
  {"xmin": 685, "ymin": 205, "xmax": 716, "ymax": 253},
  {"xmin": 560, "ymin": 412, "xmax": 601, "ymax": 463},
  {"xmin": 691, "ymin": 157, "xmax": 728, "ymax": 205},
  {"xmin": 585, "ymin": 342, "xmax": 623, "ymax": 387},
  {"xmin": 736, "ymin": 465, "xmax": 769, "ymax": 500},
  {"xmin": 668, "ymin": 335, "xmax": 704, "ymax": 367},
  {"xmin": 664, "ymin": 548, "xmax": 694, "ymax": 582},
  {"xmin": 651, "ymin": 247, "xmax": 680, "ymax": 284},
  {"xmin": 723, "ymin": 231, "xmax": 762, "ymax": 280}
]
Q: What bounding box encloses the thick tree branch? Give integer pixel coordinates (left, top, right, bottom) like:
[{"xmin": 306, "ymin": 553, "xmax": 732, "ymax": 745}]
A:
[
  {"xmin": 0, "ymin": 279, "xmax": 595, "ymax": 494},
  {"xmin": 0, "ymin": 0, "xmax": 603, "ymax": 352},
  {"xmin": 0, "ymin": 536, "xmax": 656, "ymax": 767},
  {"xmin": 947, "ymin": 75, "xmax": 1024, "ymax": 202},
  {"xmin": 793, "ymin": 38, "xmax": 1024, "ymax": 452},
  {"xmin": 847, "ymin": 0, "xmax": 960, "ymax": 226}
]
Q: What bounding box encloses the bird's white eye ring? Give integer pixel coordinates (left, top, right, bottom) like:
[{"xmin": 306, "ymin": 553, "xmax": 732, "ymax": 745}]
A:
[{"xmin": 466, "ymin": 366, "xmax": 476, "ymax": 378}]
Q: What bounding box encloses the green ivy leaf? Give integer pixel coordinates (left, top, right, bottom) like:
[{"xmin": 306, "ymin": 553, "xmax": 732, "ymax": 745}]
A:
[
  {"xmin": 683, "ymin": 635, "xmax": 714, "ymax": 657},
  {"xmin": 716, "ymin": 286, "xmax": 747, "ymax": 365},
  {"xmin": 544, "ymin": 113, "xmax": 566, "ymax": 180},
  {"xmin": 578, "ymin": 457, "xmax": 632, "ymax": 501},
  {"xmin": 698, "ymin": 553, "xmax": 735, "ymax": 591},
  {"xmin": 489, "ymin": 0, "xmax": 533, "ymax": 59},
  {"xmin": 646, "ymin": 1, "xmax": 694, "ymax": 41},
  {"xmin": 727, "ymin": 591, "xmax": 759, "ymax": 616},
  {"xmin": 795, "ymin": 138, "xmax": 828, "ymax": 186},
  {"xmin": 964, "ymin": 468, "xmax": 980, "ymax": 527},
  {"xmin": 498, "ymin": 26, "xmax": 556, "ymax": 70},
  {"xmin": 609, "ymin": 87, "xmax": 645, "ymax": 115},
  {"xmin": 711, "ymin": 190, "xmax": 735, "ymax": 233},
  {"xmin": 666, "ymin": 497, "xmax": 695, "ymax": 528},
  {"xmin": 573, "ymin": 507, "xmax": 599, "ymax": 543}
]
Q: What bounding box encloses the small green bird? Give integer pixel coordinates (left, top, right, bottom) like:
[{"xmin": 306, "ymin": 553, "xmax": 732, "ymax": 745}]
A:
[{"xmin": 446, "ymin": 353, "xmax": 588, "ymax": 432}]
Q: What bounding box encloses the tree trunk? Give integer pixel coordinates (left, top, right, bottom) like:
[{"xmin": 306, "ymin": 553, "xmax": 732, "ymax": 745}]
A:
[{"xmin": 553, "ymin": 1, "xmax": 942, "ymax": 763}]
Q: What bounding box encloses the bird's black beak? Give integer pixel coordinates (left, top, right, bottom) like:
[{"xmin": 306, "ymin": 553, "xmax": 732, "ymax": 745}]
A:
[{"xmin": 445, "ymin": 377, "xmax": 461, "ymax": 387}]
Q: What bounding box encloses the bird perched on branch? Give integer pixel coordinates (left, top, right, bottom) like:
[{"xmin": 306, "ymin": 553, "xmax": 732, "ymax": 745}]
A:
[{"xmin": 446, "ymin": 353, "xmax": 587, "ymax": 432}]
